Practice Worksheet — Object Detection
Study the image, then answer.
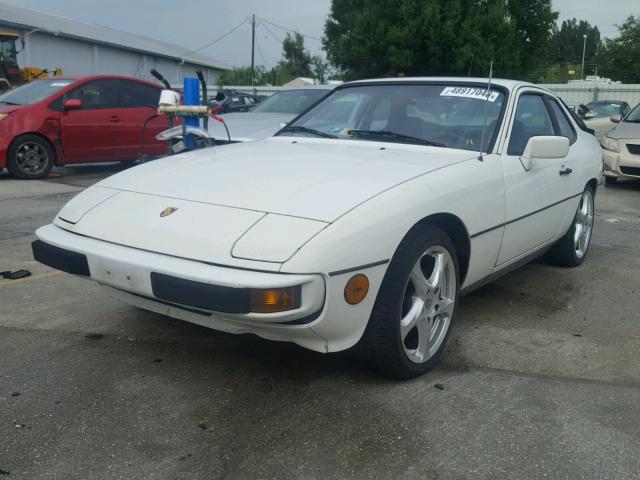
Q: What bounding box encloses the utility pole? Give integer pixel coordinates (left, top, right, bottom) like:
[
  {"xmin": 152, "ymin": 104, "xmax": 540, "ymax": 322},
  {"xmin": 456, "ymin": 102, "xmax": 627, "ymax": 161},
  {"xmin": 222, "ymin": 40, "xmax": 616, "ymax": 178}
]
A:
[
  {"xmin": 581, "ymin": 34, "xmax": 587, "ymax": 80},
  {"xmin": 251, "ymin": 14, "xmax": 256, "ymax": 86}
]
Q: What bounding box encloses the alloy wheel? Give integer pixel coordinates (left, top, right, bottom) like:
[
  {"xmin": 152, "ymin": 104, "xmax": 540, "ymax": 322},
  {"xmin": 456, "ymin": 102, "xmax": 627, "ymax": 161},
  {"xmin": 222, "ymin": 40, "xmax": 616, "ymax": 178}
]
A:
[
  {"xmin": 15, "ymin": 142, "xmax": 49, "ymax": 176},
  {"xmin": 574, "ymin": 189, "xmax": 594, "ymax": 259},
  {"xmin": 400, "ymin": 246, "xmax": 457, "ymax": 364}
]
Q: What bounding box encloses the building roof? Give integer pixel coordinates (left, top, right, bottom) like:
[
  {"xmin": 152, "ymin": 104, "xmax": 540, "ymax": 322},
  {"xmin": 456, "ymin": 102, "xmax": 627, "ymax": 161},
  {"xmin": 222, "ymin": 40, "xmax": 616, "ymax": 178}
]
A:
[{"xmin": 0, "ymin": 2, "xmax": 230, "ymax": 71}]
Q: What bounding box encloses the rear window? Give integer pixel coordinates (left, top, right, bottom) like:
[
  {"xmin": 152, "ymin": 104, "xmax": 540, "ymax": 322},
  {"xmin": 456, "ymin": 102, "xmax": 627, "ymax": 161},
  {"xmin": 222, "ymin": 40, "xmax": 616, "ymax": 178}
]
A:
[
  {"xmin": 586, "ymin": 102, "xmax": 623, "ymax": 117},
  {"xmin": 252, "ymin": 89, "xmax": 329, "ymax": 114}
]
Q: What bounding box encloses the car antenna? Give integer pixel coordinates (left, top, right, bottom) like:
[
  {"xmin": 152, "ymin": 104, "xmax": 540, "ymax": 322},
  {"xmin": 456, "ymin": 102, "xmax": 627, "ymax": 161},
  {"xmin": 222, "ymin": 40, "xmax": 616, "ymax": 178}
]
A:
[{"xmin": 477, "ymin": 60, "xmax": 494, "ymax": 162}]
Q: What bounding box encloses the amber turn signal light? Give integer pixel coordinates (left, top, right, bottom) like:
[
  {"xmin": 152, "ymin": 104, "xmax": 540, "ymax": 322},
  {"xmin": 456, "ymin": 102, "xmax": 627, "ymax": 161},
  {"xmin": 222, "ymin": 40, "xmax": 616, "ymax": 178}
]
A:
[
  {"xmin": 250, "ymin": 286, "xmax": 301, "ymax": 313},
  {"xmin": 344, "ymin": 274, "xmax": 369, "ymax": 305}
]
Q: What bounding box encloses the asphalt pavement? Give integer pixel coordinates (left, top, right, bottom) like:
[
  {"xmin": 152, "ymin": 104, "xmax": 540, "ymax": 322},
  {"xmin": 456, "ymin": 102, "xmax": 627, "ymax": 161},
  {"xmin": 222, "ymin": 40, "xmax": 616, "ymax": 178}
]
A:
[{"xmin": 1, "ymin": 164, "xmax": 639, "ymax": 480}]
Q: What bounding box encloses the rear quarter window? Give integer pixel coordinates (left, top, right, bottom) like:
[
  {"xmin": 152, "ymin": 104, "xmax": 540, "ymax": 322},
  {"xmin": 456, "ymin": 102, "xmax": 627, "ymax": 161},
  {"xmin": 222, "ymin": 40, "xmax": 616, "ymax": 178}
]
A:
[{"xmin": 120, "ymin": 80, "xmax": 161, "ymax": 108}]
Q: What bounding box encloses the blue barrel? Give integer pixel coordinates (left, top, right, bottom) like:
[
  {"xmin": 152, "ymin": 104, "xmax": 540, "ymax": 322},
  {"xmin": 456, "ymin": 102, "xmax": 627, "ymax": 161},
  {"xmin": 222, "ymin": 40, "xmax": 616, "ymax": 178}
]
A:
[{"xmin": 183, "ymin": 77, "xmax": 200, "ymax": 149}]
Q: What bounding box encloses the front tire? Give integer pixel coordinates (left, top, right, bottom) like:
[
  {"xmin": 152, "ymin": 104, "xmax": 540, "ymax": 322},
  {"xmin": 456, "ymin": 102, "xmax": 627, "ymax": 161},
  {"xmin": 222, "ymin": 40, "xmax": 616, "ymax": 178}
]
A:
[
  {"xmin": 7, "ymin": 134, "xmax": 54, "ymax": 180},
  {"xmin": 365, "ymin": 226, "xmax": 459, "ymax": 379},
  {"xmin": 548, "ymin": 186, "xmax": 595, "ymax": 267}
]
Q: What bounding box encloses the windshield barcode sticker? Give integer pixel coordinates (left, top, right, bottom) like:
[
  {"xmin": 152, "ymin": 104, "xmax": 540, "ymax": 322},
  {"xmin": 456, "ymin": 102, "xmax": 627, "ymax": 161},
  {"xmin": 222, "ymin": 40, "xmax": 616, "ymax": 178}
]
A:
[{"xmin": 440, "ymin": 87, "xmax": 499, "ymax": 102}]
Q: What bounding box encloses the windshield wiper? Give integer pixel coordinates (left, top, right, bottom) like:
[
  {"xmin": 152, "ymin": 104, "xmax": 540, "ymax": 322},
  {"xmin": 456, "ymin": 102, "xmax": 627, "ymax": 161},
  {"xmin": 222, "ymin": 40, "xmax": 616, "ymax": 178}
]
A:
[
  {"xmin": 280, "ymin": 125, "xmax": 337, "ymax": 138},
  {"xmin": 346, "ymin": 129, "xmax": 445, "ymax": 147},
  {"xmin": 0, "ymin": 101, "xmax": 20, "ymax": 106}
]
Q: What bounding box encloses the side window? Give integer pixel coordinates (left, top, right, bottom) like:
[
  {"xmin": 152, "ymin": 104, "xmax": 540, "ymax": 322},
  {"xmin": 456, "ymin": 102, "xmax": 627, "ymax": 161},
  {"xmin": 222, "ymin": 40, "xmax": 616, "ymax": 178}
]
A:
[
  {"xmin": 547, "ymin": 99, "xmax": 577, "ymax": 144},
  {"xmin": 507, "ymin": 94, "xmax": 554, "ymax": 156},
  {"xmin": 120, "ymin": 81, "xmax": 161, "ymax": 108},
  {"xmin": 65, "ymin": 80, "xmax": 119, "ymax": 109}
]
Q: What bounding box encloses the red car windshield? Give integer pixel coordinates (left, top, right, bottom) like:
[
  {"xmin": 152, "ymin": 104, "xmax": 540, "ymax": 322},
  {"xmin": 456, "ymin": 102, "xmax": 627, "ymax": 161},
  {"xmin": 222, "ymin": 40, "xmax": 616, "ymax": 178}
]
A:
[{"xmin": 0, "ymin": 79, "xmax": 75, "ymax": 106}]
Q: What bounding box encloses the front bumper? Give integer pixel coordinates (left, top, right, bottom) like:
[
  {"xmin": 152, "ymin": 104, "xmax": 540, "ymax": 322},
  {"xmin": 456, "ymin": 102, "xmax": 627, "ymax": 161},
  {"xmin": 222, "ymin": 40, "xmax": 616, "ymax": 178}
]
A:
[
  {"xmin": 33, "ymin": 224, "xmax": 331, "ymax": 350},
  {"xmin": 603, "ymin": 142, "xmax": 640, "ymax": 179}
]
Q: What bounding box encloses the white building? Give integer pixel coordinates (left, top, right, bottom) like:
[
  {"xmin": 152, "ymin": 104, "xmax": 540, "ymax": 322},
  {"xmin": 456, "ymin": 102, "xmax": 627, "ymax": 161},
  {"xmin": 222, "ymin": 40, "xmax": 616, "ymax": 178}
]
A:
[{"xmin": 0, "ymin": 2, "xmax": 229, "ymax": 85}]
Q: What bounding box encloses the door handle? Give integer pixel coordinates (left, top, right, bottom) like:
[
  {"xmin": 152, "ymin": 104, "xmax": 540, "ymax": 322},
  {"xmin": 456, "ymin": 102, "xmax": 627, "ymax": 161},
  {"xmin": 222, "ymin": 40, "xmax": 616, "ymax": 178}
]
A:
[
  {"xmin": 109, "ymin": 115, "xmax": 121, "ymax": 122},
  {"xmin": 559, "ymin": 167, "xmax": 573, "ymax": 176}
]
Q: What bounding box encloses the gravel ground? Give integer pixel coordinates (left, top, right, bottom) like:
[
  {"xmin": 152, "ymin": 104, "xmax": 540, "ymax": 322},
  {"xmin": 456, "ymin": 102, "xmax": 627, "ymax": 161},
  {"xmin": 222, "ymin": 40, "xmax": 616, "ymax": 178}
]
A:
[{"xmin": 1, "ymin": 165, "xmax": 639, "ymax": 480}]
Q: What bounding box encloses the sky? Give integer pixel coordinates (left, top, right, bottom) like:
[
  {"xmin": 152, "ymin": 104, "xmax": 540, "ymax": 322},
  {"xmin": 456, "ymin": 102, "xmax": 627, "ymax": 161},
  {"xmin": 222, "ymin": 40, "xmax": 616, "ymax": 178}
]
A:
[{"xmin": 3, "ymin": 0, "xmax": 639, "ymax": 68}]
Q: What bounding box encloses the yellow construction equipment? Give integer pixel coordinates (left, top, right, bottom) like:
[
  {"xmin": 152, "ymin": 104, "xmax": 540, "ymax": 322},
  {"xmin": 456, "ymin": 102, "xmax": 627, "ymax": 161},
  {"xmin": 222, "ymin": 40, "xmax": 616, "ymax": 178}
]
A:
[{"xmin": 0, "ymin": 32, "xmax": 63, "ymax": 91}]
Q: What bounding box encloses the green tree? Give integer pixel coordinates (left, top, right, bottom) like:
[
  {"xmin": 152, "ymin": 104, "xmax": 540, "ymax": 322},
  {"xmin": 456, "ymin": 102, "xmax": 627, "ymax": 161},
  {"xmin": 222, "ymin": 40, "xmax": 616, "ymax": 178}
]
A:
[
  {"xmin": 323, "ymin": 0, "xmax": 558, "ymax": 80},
  {"xmin": 546, "ymin": 18, "xmax": 602, "ymax": 82},
  {"xmin": 311, "ymin": 55, "xmax": 331, "ymax": 83},
  {"xmin": 597, "ymin": 15, "xmax": 640, "ymax": 83},
  {"xmin": 281, "ymin": 32, "xmax": 313, "ymax": 78},
  {"xmin": 218, "ymin": 65, "xmax": 270, "ymax": 86}
]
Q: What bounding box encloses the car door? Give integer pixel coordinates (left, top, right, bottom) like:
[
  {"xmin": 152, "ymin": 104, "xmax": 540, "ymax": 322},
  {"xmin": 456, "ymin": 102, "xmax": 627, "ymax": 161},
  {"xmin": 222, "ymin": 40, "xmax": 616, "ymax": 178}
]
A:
[
  {"xmin": 118, "ymin": 79, "xmax": 168, "ymax": 159},
  {"xmin": 59, "ymin": 79, "xmax": 128, "ymax": 162},
  {"xmin": 496, "ymin": 90, "xmax": 577, "ymax": 266}
]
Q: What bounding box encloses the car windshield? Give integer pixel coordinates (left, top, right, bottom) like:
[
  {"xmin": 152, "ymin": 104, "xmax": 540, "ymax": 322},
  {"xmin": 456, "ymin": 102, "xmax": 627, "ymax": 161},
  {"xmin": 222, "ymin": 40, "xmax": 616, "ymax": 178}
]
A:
[
  {"xmin": 251, "ymin": 89, "xmax": 329, "ymax": 114},
  {"xmin": 0, "ymin": 79, "xmax": 74, "ymax": 105},
  {"xmin": 279, "ymin": 84, "xmax": 506, "ymax": 152},
  {"xmin": 586, "ymin": 102, "xmax": 623, "ymax": 117},
  {"xmin": 624, "ymin": 104, "xmax": 640, "ymax": 123}
]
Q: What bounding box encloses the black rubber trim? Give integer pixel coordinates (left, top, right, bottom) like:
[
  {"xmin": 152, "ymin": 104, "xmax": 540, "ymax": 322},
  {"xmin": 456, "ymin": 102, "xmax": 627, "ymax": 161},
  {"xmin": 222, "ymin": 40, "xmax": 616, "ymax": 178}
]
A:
[
  {"xmin": 469, "ymin": 192, "xmax": 582, "ymax": 239},
  {"xmin": 31, "ymin": 240, "xmax": 90, "ymax": 276},
  {"xmin": 150, "ymin": 272, "xmax": 251, "ymax": 314},
  {"xmin": 328, "ymin": 259, "xmax": 390, "ymax": 277},
  {"xmin": 123, "ymin": 289, "xmax": 320, "ymax": 325},
  {"xmin": 126, "ymin": 291, "xmax": 213, "ymax": 316}
]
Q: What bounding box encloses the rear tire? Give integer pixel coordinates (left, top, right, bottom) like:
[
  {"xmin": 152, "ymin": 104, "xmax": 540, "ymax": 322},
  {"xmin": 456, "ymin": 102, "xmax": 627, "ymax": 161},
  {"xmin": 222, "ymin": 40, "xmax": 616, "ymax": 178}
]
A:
[
  {"xmin": 7, "ymin": 134, "xmax": 54, "ymax": 180},
  {"xmin": 364, "ymin": 226, "xmax": 459, "ymax": 379},
  {"xmin": 605, "ymin": 176, "xmax": 617, "ymax": 186},
  {"xmin": 548, "ymin": 186, "xmax": 595, "ymax": 267}
]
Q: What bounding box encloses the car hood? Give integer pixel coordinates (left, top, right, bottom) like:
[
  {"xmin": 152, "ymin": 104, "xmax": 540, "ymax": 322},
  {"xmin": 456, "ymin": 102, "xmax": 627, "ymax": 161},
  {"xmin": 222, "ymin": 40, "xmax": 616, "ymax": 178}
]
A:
[
  {"xmin": 208, "ymin": 112, "xmax": 294, "ymax": 142},
  {"xmin": 0, "ymin": 104, "xmax": 25, "ymax": 114},
  {"xmin": 584, "ymin": 117, "xmax": 616, "ymax": 139},
  {"xmin": 606, "ymin": 121, "xmax": 640, "ymax": 140},
  {"xmin": 96, "ymin": 137, "xmax": 476, "ymax": 223},
  {"xmin": 57, "ymin": 137, "xmax": 476, "ymax": 266}
]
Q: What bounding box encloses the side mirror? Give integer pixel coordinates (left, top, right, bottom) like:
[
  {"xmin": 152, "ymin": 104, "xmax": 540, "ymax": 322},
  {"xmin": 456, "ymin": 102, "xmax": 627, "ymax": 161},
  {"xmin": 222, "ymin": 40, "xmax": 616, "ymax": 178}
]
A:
[
  {"xmin": 520, "ymin": 136, "xmax": 569, "ymax": 171},
  {"xmin": 63, "ymin": 99, "xmax": 82, "ymax": 110},
  {"xmin": 610, "ymin": 114, "xmax": 622, "ymax": 124}
]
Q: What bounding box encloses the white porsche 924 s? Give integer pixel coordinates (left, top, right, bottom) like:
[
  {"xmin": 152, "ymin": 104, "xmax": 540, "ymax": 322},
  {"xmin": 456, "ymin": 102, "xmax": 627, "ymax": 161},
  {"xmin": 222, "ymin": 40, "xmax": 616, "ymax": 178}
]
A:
[{"xmin": 33, "ymin": 78, "xmax": 602, "ymax": 378}]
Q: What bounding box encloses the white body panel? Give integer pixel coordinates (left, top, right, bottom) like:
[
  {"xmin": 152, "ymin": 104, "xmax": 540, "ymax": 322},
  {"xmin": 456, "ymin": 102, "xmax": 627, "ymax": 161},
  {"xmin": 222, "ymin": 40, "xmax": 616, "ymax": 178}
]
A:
[{"xmin": 35, "ymin": 77, "xmax": 603, "ymax": 353}]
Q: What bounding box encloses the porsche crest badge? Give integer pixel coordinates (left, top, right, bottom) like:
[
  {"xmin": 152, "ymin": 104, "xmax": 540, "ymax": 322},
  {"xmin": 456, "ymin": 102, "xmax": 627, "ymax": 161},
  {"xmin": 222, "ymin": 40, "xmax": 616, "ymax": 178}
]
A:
[{"xmin": 160, "ymin": 207, "xmax": 178, "ymax": 217}]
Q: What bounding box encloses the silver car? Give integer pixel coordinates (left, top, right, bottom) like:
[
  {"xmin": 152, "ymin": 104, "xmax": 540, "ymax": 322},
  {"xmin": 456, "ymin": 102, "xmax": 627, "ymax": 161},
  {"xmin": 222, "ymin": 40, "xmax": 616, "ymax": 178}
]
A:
[
  {"xmin": 208, "ymin": 86, "xmax": 334, "ymax": 143},
  {"xmin": 584, "ymin": 100, "xmax": 631, "ymax": 140},
  {"xmin": 602, "ymin": 103, "xmax": 640, "ymax": 184}
]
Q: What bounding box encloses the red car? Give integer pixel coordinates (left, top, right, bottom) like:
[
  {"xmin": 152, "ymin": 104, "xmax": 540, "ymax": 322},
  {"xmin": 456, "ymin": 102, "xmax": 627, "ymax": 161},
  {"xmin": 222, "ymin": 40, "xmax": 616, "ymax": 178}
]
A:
[{"xmin": 0, "ymin": 75, "xmax": 170, "ymax": 179}]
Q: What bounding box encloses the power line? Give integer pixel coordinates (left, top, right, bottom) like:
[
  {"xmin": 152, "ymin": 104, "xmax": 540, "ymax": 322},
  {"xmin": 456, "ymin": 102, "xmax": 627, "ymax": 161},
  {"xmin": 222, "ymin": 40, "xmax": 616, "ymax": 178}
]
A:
[
  {"xmin": 257, "ymin": 16, "xmax": 322, "ymax": 42},
  {"xmin": 180, "ymin": 18, "xmax": 249, "ymax": 58},
  {"xmin": 258, "ymin": 20, "xmax": 283, "ymax": 44},
  {"xmin": 255, "ymin": 33, "xmax": 271, "ymax": 68}
]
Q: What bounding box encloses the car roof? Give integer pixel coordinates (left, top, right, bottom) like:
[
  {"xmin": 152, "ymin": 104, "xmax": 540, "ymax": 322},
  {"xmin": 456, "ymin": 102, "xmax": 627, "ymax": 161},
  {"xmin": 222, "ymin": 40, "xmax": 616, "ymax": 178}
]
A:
[
  {"xmin": 281, "ymin": 85, "xmax": 335, "ymax": 91},
  {"xmin": 342, "ymin": 77, "xmax": 537, "ymax": 92},
  {"xmin": 32, "ymin": 75, "xmax": 163, "ymax": 88}
]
